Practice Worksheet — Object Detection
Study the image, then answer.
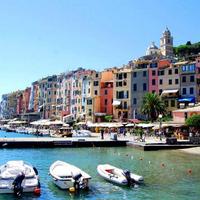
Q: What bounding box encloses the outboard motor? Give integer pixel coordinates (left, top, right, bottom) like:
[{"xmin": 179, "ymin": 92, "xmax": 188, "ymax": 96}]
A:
[
  {"xmin": 123, "ymin": 170, "xmax": 135, "ymax": 186},
  {"xmin": 12, "ymin": 172, "xmax": 25, "ymax": 197},
  {"xmin": 72, "ymin": 173, "xmax": 82, "ymax": 192}
]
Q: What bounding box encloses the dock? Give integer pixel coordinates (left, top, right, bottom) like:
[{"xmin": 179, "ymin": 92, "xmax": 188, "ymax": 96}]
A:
[
  {"xmin": 0, "ymin": 137, "xmax": 128, "ymax": 148},
  {"xmin": 127, "ymin": 141, "xmax": 199, "ymax": 151}
]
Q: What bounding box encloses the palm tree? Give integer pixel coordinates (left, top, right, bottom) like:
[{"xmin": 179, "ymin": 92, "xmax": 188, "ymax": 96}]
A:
[{"xmin": 141, "ymin": 93, "xmax": 166, "ymax": 122}]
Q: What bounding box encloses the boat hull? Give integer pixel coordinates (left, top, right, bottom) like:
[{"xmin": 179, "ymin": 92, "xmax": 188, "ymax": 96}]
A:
[{"xmin": 49, "ymin": 160, "xmax": 91, "ymax": 190}]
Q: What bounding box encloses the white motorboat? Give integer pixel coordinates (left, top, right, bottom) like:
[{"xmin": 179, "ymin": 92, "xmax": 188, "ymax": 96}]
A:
[
  {"xmin": 72, "ymin": 130, "xmax": 92, "ymax": 137},
  {"xmin": 0, "ymin": 160, "xmax": 41, "ymax": 196},
  {"xmin": 49, "ymin": 160, "xmax": 91, "ymax": 191},
  {"xmin": 97, "ymin": 164, "xmax": 144, "ymax": 186}
]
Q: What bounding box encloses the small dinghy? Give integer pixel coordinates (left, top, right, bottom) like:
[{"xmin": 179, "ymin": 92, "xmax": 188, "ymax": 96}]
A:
[
  {"xmin": 0, "ymin": 160, "xmax": 41, "ymax": 196},
  {"xmin": 97, "ymin": 164, "xmax": 143, "ymax": 186},
  {"xmin": 72, "ymin": 130, "xmax": 92, "ymax": 137},
  {"xmin": 49, "ymin": 160, "xmax": 91, "ymax": 191}
]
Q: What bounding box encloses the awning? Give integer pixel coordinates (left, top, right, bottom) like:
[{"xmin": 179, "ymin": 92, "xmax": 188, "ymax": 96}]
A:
[
  {"xmin": 128, "ymin": 119, "xmax": 141, "ymax": 123},
  {"xmin": 94, "ymin": 112, "xmax": 106, "ymax": 117},
  {"xmin": 178, "ymin": 97, "xmax": 195, "ymax": 103},
  {"xmin": 161, "ymin": 89, "xmax": 179, "ymax": 96},
  {"xmin": 112, "ymin": 100, "xmax": 121, "ymax": 106}
]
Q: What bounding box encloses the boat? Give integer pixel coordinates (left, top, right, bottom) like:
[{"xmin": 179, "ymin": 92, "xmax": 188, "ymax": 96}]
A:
[
  {"xmin": 97, "ymin": 164, "xmax": 144, "ymax": 186},
  {"xmin": 0, "ymin": 160, "xmax": 41, "ymax": 196},
  {"xmin": 49, "ymin": 160, "xmax": 91, "ymax": 191},
  {"xmin": 72, "ymin": 130, "xmax": 92, "ymax": 137}
]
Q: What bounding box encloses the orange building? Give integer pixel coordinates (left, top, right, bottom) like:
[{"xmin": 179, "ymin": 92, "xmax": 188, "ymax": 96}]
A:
[
  {"xmin": 100, "ymin": 70, "xmax": 114, "ymax": 119},
  {"xmin": 22, "ymin": 87, "xmax": 31, "ymax": 113}
]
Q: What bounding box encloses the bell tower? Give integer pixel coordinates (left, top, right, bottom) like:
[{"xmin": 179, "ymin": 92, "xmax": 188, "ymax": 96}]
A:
[{"xmin": 160, "ymin": 27, "xmax": 173, "ymax": 57}]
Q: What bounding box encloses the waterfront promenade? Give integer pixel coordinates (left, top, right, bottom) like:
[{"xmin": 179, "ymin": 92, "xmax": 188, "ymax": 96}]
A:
[{"xmin": 1, "ymin": 131, "xmax": 199, "ymax": 150}]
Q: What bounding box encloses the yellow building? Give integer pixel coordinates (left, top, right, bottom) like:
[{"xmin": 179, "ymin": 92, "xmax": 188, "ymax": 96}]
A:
[{"xmin": 113, "ymin": 67, "xmax": 132, "ymax": 121}]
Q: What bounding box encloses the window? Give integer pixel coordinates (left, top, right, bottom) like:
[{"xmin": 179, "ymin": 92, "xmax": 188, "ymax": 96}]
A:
[
  {"xmin": 124, "ymin": 73, "xmax": 127, "ymax": 79},
  {"xmin": 168, "ymin": 79, "xmax": 172, "ymax": 85},
  {"xmin": 94, "ymin": 81, "xmax": 99, "ymax": 86},
  {"xmin": 175, "ymin": 79, "xmax": 179, "ymax": 84},
  {"xmin": 159, "ymin": 79, "xmax": 163, "ymax": 85},
  {"xmin": 87, "ymin": 99, "xmax": 92, "ymax": 105},
  {"xmin": 143, "ymin": 83, "xmax": 147, "ymax": 91},
  {"xmin": 88, "ymin": 109, "xmax": 92, "ymax": 116},
  {"xmin": 182, "ymin": 88, "xmax": 186, "ymax": 95},
  {"xmin": 168, "ymin": 69, "xmax": 172, "ymax": 75},
  {"xmin": 159, "ymin": 89, "xmax": 163, "ymax": 95},
  {"xmin": 94, "ymin": 90, "xmax": 98, "ymax": 95},
  {"xmin": 124, "ymin": 102, "xmax": 127, "ymax": 109},
  {"xmin": 105, "ymin": 99, "xmax": 108, "ymax": 105},
  {"xmin": 175, "ymin": 68, "xmax": 178, "ymax": 74},
  {"xmin": 152, "ymin": 70, "xmax": 156, "ymax": 76},
  {"xmin": 133, "ymin": 72, "xmax": 137, "ymax": 77},
  {"xmin": 182, "ymin": 76, "xmax": 186, "ymax": 83},
  {"xmin": 152, "ymin": 90, "xmax": 156, "ymax": 93},
  {"xmin": 171, "ymin": 100, "xmax": 175, "ymax": 107},
  {"xmin": 96, "ymin": 73, "xmax": 99, "ymax": 78},
  {"xmin": 133, "ymin": 98, "xmax": 137, "ymax": 105},
  {"xmin": 152, "ymin": 79, "xmax": 156, "ymax": 85},
  {"xmin": 104, "ymin": 90, "xmax": 108, "ymax": 95},
  {"xmin": 133, "ymin": 84, "xmax": 137, "ymax": 91},
  {"xmin": 190, "ymin": 75, "xmax": 195, "ymax": 82},
  {"xmin": 143, "ymin": 71, "xmax": 147, "ymax": 77},
  {"xmin": 190, "ymin": 87, "xmax": 194, "ymax": 94},
  {"xmin": 158, "ymin": 70, "xmax": 165, "ymax": 76}
]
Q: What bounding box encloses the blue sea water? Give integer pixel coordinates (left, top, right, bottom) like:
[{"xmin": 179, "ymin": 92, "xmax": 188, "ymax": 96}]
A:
[{"xmin": 0, "ymin": 131, "xmax": 200, "ymax": 200}]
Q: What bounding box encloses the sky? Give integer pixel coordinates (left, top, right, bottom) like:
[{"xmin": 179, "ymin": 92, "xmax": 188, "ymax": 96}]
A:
[{"xmin": 0, "ymin": 0, "xmax": 200, "ymax": 97}]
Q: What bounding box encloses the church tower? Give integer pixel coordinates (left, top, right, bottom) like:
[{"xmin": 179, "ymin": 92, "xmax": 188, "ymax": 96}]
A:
[{"xmin": 160, "ymin": 27, "xmax": 173, "ymax": 57}]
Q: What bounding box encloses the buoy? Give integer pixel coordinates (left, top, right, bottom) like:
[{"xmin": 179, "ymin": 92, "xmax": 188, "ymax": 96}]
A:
[
  {"xmin": 69, "ymin": 187, "xmax": 75, "ymax": 193},
  {"xmin": 131, "ymin": 156, "xmax": 133, "ymax": 159},
  {"xmin": 161, "ymin": 163, "xmax": 165, "ymax": 167},
  {"xmin": 187, "ymin": 169, "xmax": 192, "ymax": 174},
  {"xmin": 149, "ymin": 161, "xmax": 151, "ymax": 164},
  {"xmin": 34, "ymin": 187, "xmax": 41, "ymax": 196},
  {"xmin": 139, "ymin": 157, "xmax": 143, "ymax": 160}
]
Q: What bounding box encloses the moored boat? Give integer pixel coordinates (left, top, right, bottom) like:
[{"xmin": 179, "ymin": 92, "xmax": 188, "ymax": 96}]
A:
[
  {"xmin": 0, "ymin": 160, "xmax": 41, "ymax": 196},
  {"xmin": 72, "ymin": 130, "xmax": 92, "ymax": 137},
  {"xmin": 49, "ymin": 160, "xmax": 91, "ymax": 191},
  {"xmin": 97, "ymin": 164, "xmax": 144, "ymax": 186}
]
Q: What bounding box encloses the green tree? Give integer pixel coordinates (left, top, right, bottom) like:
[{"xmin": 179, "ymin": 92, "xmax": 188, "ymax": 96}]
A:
[
  {"xmin": 186, "ymin": 114, "xmax": 200, "ymax": 128},
  {"xmin": 104, "ymin": 115, "xmax": 113, "ymax": 122},
  {"xmin": 141, "ymin": 93, "xmax": 166, "ymax": 122}
]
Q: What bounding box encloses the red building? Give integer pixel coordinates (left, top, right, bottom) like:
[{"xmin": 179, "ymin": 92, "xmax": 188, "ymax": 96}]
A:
[{"xmin": 16, "ymin": 92, "xmax": 23, "ymax": 115}]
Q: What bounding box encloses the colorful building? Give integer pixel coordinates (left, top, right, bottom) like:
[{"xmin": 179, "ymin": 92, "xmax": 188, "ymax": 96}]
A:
[
  {"xmin": 158, "ymin": 60, "xmax": 180, "ymax": 113},
  {"xmin": 178, "ymin": 62, "xmax": 196, "ymax": 108},
  {"xmin": 100, "ymin": 69, "xmax": 114, "ymax": 119},
  {"xmin": 113, "ymin": 67, "xmax": 132, "ymax": 121}
]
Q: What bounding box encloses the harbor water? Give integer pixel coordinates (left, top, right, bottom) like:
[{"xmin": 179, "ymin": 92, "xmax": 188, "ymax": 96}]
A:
[{"xmin": 0, "ymin": 131, "xmax": 200, "ymax": 200}]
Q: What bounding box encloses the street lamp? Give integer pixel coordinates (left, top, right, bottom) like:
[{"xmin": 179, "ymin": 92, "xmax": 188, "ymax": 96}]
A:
[{"xmin": 158, "ymin": 114, "xmax": 163, "ymax": 141}]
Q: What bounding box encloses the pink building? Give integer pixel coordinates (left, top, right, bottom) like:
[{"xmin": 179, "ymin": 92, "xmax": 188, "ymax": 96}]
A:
[
  {"xmin": 196, "ymin": 57, "xmax": 200, "ymax": 102},
  {"xmin": 173, "ymin": 106, "xmax": 200, "ymax": 123}
]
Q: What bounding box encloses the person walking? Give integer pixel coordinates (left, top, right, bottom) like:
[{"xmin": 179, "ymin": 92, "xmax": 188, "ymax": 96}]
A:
[{"xmin": 101, "ymin": 129, "xmax": 104, "ymax": 140}]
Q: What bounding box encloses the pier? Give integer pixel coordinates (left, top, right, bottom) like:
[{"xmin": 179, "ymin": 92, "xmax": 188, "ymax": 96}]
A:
[
  {"xmin": 127, "ymin": 141, "xmax": 199, "ymax": 151},
  {"xmin": 0, "ymin": 137, "xmax": 128, "ymax": 148}
]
